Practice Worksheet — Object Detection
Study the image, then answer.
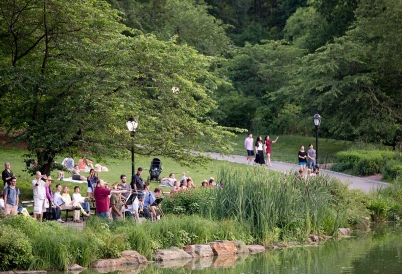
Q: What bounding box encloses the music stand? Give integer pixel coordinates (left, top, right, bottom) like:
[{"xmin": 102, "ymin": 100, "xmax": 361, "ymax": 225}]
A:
[
  {"xmin": 125, "ymin": 193, "xmax": 137, "ymax": 206},
  {"xmin": 151, "ymin": 197, "xmax": 163, "ymax": 207}
]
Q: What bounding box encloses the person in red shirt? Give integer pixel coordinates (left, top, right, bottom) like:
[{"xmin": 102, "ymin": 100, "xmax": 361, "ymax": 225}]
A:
[{"xmin": 93, "ymin": 179, "xmax": 127, "ymax": 219}]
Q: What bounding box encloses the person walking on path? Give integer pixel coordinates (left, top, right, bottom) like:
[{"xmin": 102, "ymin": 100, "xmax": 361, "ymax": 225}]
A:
[
  {"xmin": 307, "ymin": 144, "xmax": 316, "ymax": 170},
  {"xmin": 244, "ymin": 133, "xmax": 254, "ymax": 165},
  {"xmin": 264, "ymin": 136, "xmax": 278, "ymax": 167},
  {"xmin": 298, "ymin": 145, "xmax": 308, "ymax": 174},
  {"xmin": 254, "ymin": 136, "xmax": 265, "ymax": 165}
]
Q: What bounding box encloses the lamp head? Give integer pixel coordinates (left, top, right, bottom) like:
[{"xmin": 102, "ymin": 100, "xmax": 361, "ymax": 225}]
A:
[
  {"xmin": 313, "ymin": 114, "xmax": 322, "ymax": 127},
  {"xmin": 126, "ymin": 117, "xmax": 138, "ymax": 132}
]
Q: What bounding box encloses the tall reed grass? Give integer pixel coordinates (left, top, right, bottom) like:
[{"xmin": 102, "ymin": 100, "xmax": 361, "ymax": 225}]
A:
[{"xmin": 199, "ymin": 166, "xmax": 349, "ymax": 245}]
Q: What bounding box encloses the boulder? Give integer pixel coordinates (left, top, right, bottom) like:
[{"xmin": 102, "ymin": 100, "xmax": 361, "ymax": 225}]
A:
[
  {"xmin": 246, "ymin": 245, "xmax": 265, "ymax": 254},
  {"xmin": 153, "ymin": 247, "xmax": 192, "ymax": 261},
  {"xmin": 68, "ymin": 264, "xmax": 86, "ymax": 271},
  {"xmin": 184, "ymin": 244, "xmax": 214, "ymax": 257},
  {"xmin": 91, "ymin": 250, "xmax": 148, "ymax": 268},
  {"xmin": 120, "ymin": 250, "xmax": 148, "ymax": 265},
  {"xmin": 208, "ymin": 240, "xmax": 237, "ymax": 256}
]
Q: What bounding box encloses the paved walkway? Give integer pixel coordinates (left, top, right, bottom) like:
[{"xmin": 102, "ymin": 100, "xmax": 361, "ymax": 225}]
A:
[{"xmin": 205, "ymin": 152, "xmax": 389, "ymax": 193}]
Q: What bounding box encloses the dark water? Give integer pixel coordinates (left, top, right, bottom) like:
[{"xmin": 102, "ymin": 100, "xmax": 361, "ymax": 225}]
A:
[{"xmin": 81, "ymin": 223, "xmax": 402, "ymax": 274}]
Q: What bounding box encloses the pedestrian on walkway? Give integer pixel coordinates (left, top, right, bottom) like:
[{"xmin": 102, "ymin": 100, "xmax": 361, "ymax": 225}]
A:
[
  {"xmin": 307, "ymin": 144, "xmax": 316, "ymax": 170},
  {"xmin": 298, "ymin": 145, "xmax": 307, "ymax": 174},
  {"xmin": 254, "ymin": 136, "xmax": 265, "ymax": 165},
  {"xmin": 244, "ymin": 133, "xmax": 254, "ymax": 165},
  {"xmin": 264, "ymin": 136, "xmax": 278, "ymax": 167}
]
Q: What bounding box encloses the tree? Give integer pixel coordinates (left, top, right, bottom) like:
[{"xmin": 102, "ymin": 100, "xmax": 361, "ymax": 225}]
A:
[
  {"xmin": 0, "ymin": 0, "xmax": 238, "ymax": 175},
  {"xmin": 293, "ymin": 0, "xmax": 402, "ymax": 143},
  {"xmin": 107, "ymin": 0, "xmax": 232, "ymax": 56}
]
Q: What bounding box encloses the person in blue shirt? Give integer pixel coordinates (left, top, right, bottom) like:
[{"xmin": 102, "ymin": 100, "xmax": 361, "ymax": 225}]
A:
[
  {"xmin": 143, "ymin": 187, "xmax": 163, "ymax": 220},
  {"xmin": 3, "ymin": 177, "xmax": 20, "ymax": 216}
]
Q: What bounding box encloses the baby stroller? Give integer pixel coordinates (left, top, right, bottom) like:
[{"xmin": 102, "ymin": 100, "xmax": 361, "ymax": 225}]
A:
[{"xmin": 148, "ymin": 158, "xmax": 163, "ymax": 181}]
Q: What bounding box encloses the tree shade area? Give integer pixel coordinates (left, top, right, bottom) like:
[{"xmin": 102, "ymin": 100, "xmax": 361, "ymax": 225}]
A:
[{"xmin": 0, "ymin": 0, "xmax": 401, "ymax": 173}]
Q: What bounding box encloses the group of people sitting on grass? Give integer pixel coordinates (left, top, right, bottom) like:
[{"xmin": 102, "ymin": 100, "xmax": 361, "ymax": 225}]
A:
[{"xmin": 161, "ymin": 172, "xmax": 221, "ymax": 190}]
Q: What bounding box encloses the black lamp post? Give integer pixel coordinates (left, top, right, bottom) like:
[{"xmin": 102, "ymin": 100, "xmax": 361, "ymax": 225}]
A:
[
  {"xmin": 313, "ymin": 114, "xmax": 322, "ymax": 168},
  {"xmin": 126, "ymin": 117, "xmax": 138, "ymax": 184}
]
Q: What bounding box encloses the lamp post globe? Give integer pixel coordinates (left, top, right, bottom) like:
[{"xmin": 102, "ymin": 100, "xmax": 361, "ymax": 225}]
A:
[
  {"xmin": 126, "ymin": 117, "xmax": 138, "ymax": 185},
  {"xmin": 313, "ymin": 114, "xmax": 321, "ymax": 168}
]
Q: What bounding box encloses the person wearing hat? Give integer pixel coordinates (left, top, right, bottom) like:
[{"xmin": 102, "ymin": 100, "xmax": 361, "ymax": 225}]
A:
[{"xmin": 130, "ymin": 167, "xmax": 145, "ymax": 193}]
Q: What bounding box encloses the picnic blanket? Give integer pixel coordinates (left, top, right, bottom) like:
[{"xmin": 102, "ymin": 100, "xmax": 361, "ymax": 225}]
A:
[{"xmin": 61, "ymin": 177, "xmax": 86, "ymax": 184}]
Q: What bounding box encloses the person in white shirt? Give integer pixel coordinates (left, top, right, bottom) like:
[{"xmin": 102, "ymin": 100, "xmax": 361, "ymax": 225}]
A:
[
  {"xmin": 72, "ymin": 186, "xmax": 91, "ymax": 214},
  {"xmin": 244, "ymin": 133, "xmax": 254, "ymax": 165},
  {"xmin": 32, "ymin": 171, "xmax": 48, "ymax": 221}
]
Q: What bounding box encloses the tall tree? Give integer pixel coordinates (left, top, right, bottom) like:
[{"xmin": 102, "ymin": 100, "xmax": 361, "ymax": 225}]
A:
[
  {"xmin": 0, "ymin": 0, "xmax": 237, "ymax": 174},
  {"xmin": 294, "ymin": 0, "xmax": 402, "ymax": 143}
]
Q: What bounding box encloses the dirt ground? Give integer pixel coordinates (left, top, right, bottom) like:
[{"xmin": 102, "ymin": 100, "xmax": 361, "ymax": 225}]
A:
[{"xmin": 0, "ymin": 132, "xmax": 27, "ymax": 149}]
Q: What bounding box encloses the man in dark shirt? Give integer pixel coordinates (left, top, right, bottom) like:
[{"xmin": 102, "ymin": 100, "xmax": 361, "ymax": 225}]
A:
[
  {"xmin": 2, "ymin": 162, "xmax": 13, "ymax": 188},
  {"xmin": 131, "ymin": 167, "xmax": 145, "ymax": 193}
]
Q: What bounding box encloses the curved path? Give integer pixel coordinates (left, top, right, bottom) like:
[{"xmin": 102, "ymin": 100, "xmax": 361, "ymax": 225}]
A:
[{"xmin": 205, "ymin": 152, "xmax": 389, "ymax": 193}]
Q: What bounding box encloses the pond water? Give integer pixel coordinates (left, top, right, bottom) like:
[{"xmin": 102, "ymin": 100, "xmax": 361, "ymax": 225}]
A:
[{"xmin": 84, "ymin": 223, "xmax": 402, "ymax": 274}]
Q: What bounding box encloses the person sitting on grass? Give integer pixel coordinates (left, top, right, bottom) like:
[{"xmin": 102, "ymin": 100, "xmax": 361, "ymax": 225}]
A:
[
  {"xmin": 201, "ymin": 180, "xmax": 208, "ymax": 187},
  {"xmin": 161, "ymin": 173, "xmax": 176, "ymax": 187},
  {"xmin": 170, "ymin": 180, "xmax": 181, "ymax": 196},
  {"xmin": 186, "ymin": 177, "xmax": 195, "ymax": 189},
  {"xmin": 179, "ymin": 180, "xmax": 188, "ymax": 192},
  {"xmin": 61, "ymin": 185, "xmax": 89, "ymax": 222},
  {"xmin": 208, "ymin": 178, "xmax": 216, "ymax": 187},
  {"xmin": 72, "ymin": 165, "xmax": 87, "ymax": 181},
  {"xmin": 72, "ymin": 186, "xmax": 91, "ymax": 215}
]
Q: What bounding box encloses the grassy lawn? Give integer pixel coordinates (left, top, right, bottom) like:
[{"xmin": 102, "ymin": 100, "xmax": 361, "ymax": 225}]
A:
[
  {"xmin": 1, "ymin": 147, "xmax": 243, "ymax": 201},
  {"xmin": 203, "ymin": 133, "xmax": 352, "ymax": 164}
]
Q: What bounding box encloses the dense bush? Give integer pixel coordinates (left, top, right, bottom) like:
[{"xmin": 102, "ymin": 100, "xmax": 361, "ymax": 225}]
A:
[
  {"xmin": 0, "ymin": 225, "xmax": 33, "ymax": 270},
  {"xmin": 381, "ymin": 160, "xmax": 402, "ymax": 181},
  {"xmin": 332, "ymin": 150, "xmax": 396, "ymax": 176}
]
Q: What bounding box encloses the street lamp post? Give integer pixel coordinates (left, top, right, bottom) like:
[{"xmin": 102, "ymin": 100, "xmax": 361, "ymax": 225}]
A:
[
  {"xmin": 126, "ymin": 117, "xmax": 138, "ymax": 185},
  {"xmin": 313, "ymin": 114, "xmax": 322, "ymax": 168}
]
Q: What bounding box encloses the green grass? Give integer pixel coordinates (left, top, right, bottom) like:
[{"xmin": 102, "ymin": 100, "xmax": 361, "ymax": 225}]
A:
[{"xmin": 202, "ymin": 134, "xmax": 353, "ymax": 164}]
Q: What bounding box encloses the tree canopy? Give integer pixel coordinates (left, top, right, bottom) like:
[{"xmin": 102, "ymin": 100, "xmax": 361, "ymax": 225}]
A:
[
  {"xmin": 0, "ymin": 0, "xmax": 239, "ymax": 174},
  {"xmin": 1, "ymin": 0, "xmax": 401, "ymax": 174}
]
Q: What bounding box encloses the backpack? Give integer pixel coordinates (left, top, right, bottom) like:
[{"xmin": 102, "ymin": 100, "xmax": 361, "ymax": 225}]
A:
[{"xmin": 3, "ymin": 186, "xmax": 19, "ymax": 200}]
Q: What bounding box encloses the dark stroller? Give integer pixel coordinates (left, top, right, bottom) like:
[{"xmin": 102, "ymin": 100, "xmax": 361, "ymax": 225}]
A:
[{"xmin": 148, "ymin": 158, "xmax": 163, "ymax": 181}]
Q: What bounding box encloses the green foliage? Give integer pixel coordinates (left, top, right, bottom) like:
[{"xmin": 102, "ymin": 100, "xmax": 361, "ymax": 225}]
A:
[
  {"xmin": 192, "ymin": 166, "xmax": 367, "ymax": 245},
  {"xmin": 162, "ymin": 188, "xmax": 213, "ymax": 216},
  {"xmin": 109, "ymin": 0, "xmax": 231, "ymax": 56},
  {"xmin": 0, "ymin": 225, "xmax": 33, "ymax": 270},
  {"xmin": 332, "ymin": 150, "xmax": 396, "ymax": 176},
  {"xmin": 381, "ymin": 160, "xmax": 402, "ymax": 181}
]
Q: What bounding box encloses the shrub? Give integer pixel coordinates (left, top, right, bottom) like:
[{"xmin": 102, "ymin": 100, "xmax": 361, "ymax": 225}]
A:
[
  {"xmin": 382, "ymin": 160, "xmax": 402, "ymax": 181},
  {"xmin": 333, "ymin": 150, "xmax": 395, "ymax": 176},
  {"xmin": 0, "ymin": 225, "xmax": 33, "ymax": 270}
]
